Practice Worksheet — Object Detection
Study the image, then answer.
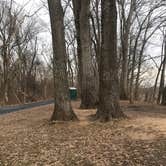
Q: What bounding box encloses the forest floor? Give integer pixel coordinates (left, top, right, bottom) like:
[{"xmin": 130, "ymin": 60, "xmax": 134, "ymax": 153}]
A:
[{"xmin": 0, "ymin": 101, "xmax": 166, "ymax": 166}]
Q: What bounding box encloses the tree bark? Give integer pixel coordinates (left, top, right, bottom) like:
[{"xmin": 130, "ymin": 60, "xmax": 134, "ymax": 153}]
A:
[
  {"xmin": 96, "ymin": 0, "xmax": 125, "ymax": 122},
  {"xmin": 79, "ymin": 0, "xmax": 98, "ymax": 109},
  {"xmin": 72, "ymin": 0, "xmax": 98, "ymax": 109},
  {"xmin": 162, "ymin": 87, "xmax": 166, "ymax": 105},
  {"xmin": 158, "ymin": 36, "xmax": 166, "ymax": 104},
  {"xmin": 2, "ymin": 45, "xmax": 9, "ymax": 104},
  {"xmin": 119, "ymin": 0, "xmax": 135, "ymax": 100},
  {"xmin": 48, "ymin": 0, "xmax": 78, "ymax": 121},
  {"xmin": 134, "ymin": 36, "xmax": 148, "ymax": 100},
  {"xmin": 152, "ymin": 57, "xmax": 165, "ymax": 103},
  {"xmin": 72, "ymin": 0, "xmax": 82, "ymax": 96}
]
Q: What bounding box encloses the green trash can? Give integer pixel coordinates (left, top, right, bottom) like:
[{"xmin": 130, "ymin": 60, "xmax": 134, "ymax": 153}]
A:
[{"xmin": 69, "ymin": 87, "xmax": 77, "ymax": 100}]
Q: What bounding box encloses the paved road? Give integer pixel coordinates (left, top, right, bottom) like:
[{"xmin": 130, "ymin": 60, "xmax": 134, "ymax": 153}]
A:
[{"xmin": 0, "ymin": 99, "xmax": 54, "ymax": 115}]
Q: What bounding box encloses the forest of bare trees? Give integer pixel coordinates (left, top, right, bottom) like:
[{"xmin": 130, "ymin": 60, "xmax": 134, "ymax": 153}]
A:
[
  {"xmin": 47, "ymin": 0, "xmax": 166, "ymax": 121},
  {"xmin": 1, "ymin": 0, "xmax": 166, "ymax": 165},
  {"xmin": 0, "ymin": 0, "xmax": 166, "ymax": 118},
  {"xmin": 0, "ymin": 0, "xmax": 54, "ymax": 105}
]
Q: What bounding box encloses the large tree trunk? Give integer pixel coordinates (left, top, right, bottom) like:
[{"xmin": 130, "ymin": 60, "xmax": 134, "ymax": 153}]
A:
[
  {"xmin": 48, "ymin": 0, "xmax": 78, "ymax": 121},
  {"xmin": 72, "ymin": 0, "xmax": 82, "ymax": 97},
  {"xmin": 96, "ymin": 0, "xmax": 125, "ymax": 122},
  {"xmin": 161, "ymin": 87, "xmax": 166, "ymax": 105},
  {"xmin": 72, "ymin": 0, "xmax": 98, "ymax": 109},
  {"xmin": 120, "ymin": 47, "xmax": 128, "ymax": 100},
  {"xmin": 79, "ymin": 0, "xmax": 98, "ymax": 109},
  {"xmin": 119, "ymin": 0, "xmax": 135, "ymax": 100},
  {"xmin": 119, "ymin": 15, "xmax": 129, "ymax": 100}
]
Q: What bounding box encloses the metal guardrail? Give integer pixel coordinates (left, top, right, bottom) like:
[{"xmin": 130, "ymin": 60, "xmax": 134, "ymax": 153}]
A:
[{"xmin": 0, "ymin": 99, "xmax": 54, "ymax": 115}]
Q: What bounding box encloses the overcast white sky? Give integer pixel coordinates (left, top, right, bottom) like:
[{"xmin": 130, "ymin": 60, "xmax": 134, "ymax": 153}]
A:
[
  {"xmin": 14, "ymin": 0, "xmax": 164, "ymax": 87},
  {"xmin": 15, "ymin": 0, "xmax": 163, "ymax": 57}
]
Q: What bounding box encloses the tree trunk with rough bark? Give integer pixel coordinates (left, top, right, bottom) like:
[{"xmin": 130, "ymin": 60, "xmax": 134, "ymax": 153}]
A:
[
  {"xmin": 161, "ymin": 87, "xmax": 166, "ymax": 105},
  {"xmin": 73, "ymin": 0, "xmax": 98, "ymax": 109},
  {"xmin": 72, "ymin": 0, "xmax": 82, "ymax": 97},
  {"xmin": 158, "ymin": 37, "xmax": 166, "ymax": 105},
  {"xmin": 96, "ymin": 0, "xmax": 126, "ymax": 122},
  {"xmin": 79, "ymin": 0, "xmax": 98, "ymax": 108},
  {"xmin": 48, "ymin": 0, "xmax": 78, "ymax": 121},
  {"xmin": 119, "ymin": 0, "xmax": 136, "ymax": 100}
]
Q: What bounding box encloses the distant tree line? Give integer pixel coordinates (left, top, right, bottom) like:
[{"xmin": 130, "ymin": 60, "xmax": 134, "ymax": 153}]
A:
[
  {"xmin": 0, "ymin": 0, "xmax": 54, "ymax": 105},
  {"xmin": 1, "ymin": 0, "xmax": 166, "ymax": 121}
]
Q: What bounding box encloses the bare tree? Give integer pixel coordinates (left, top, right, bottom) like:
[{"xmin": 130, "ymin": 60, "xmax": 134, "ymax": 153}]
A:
[
  {"xmin": 72, "ymin": 0, "xmax": 98, "ymax": 109},
  {"xmin": 47, "ymin": 0, "xmax": 78, "ymax": 121},
  {"xmin": 129, "ymin": 1, "xmax": 166, "ymax": 103},
  {"xmin": 118, "ymin": 0, "xmax": 136, "ymax": 100},
  {"xmin": 0, "ymin": 0, "xmax": 17, "ymax": 104},
  {"xmin": 79, "ymin": 0, "xmax": 98, "ymax": 108},
  {"xmin": 95, "ymin": 0, "xmax": 125, "ymax": 121},
  {"xmin": 158, "ymin": 32, "xmax": 166, "ymax": 104},
  {"xmin": 72, "ymin": 0, "xmax": 82, "ymax": 96}
]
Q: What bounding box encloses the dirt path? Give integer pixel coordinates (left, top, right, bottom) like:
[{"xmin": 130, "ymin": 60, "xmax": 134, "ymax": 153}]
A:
[{"xmin": 0, "ymin": 101, "xmax": 166, "ymax": 166}]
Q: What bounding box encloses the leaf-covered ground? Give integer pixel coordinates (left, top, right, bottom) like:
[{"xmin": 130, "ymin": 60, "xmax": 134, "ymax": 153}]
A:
[{"xmin": 0, "ymin": 101, "xmax": 166, "ymax": 166}]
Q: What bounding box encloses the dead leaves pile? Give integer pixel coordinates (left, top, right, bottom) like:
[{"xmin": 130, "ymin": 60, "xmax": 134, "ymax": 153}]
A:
[{"xmin": 0, "ymin": 103, "xmax": 166, "ymax": 165}]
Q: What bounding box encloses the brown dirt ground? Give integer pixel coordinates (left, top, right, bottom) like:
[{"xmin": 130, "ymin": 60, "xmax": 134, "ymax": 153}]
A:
[{"xmin": 0, "ymin": 101, "xmax": 166, "ymax": 166}]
